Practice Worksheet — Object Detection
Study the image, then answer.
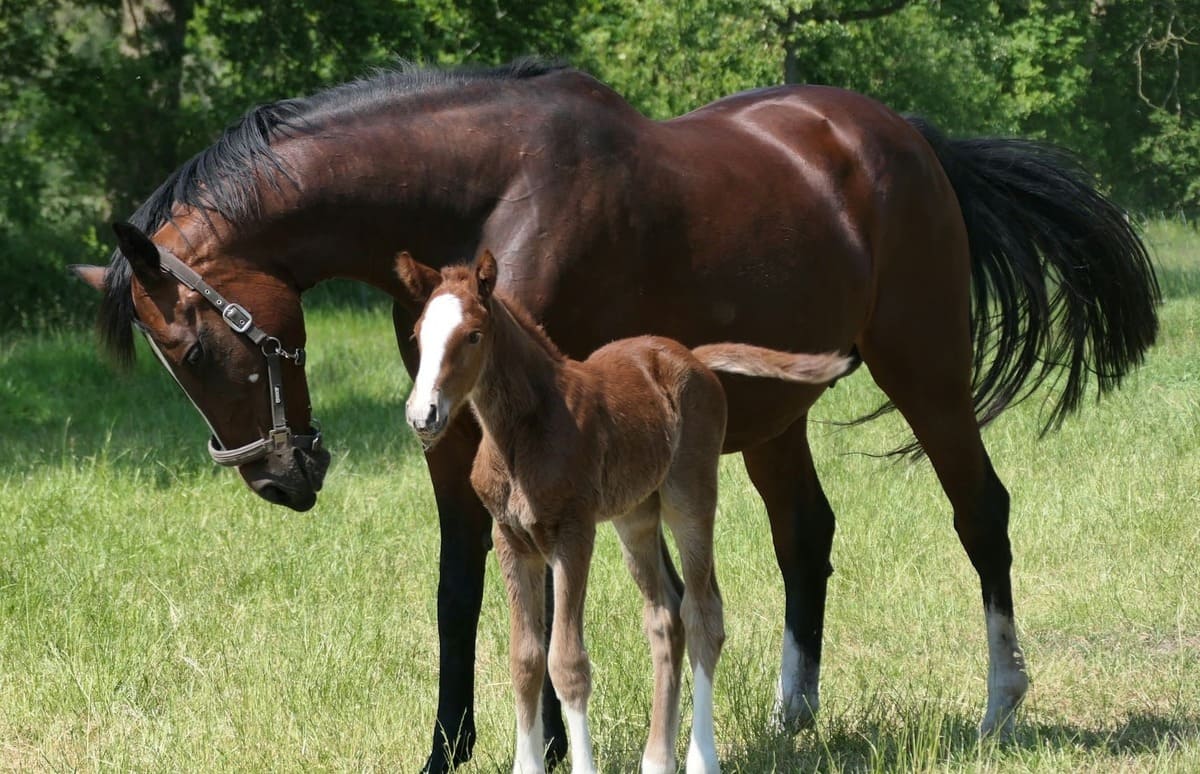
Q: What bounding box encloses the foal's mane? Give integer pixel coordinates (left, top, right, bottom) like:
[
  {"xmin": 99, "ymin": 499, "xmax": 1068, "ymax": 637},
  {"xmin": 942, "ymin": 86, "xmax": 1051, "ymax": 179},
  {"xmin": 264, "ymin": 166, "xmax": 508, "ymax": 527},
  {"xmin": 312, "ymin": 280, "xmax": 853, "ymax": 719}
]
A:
[
  {"xmin": 495, "ymin": 292, "xmax": 567, "ymax": 364},
  {"xmin": 98, "ymin": 57, "xmax": 567, "ymax": 365}
]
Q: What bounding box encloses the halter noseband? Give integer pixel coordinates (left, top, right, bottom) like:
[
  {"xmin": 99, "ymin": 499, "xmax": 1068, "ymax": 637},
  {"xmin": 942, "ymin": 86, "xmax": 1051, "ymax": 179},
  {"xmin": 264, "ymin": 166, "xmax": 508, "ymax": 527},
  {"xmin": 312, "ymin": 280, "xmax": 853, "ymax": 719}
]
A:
[{"xmin": 148, "ymin": 251, "xmax": 322, "ymax": 467}]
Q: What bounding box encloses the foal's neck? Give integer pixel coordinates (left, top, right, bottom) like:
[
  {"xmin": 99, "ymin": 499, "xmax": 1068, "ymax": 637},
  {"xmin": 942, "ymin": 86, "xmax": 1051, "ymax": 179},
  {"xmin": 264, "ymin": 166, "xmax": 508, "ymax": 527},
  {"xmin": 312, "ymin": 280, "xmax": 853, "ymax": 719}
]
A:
[{"xmin": 470, "ymin": 296, "xmax": 566, "ymax": 446}]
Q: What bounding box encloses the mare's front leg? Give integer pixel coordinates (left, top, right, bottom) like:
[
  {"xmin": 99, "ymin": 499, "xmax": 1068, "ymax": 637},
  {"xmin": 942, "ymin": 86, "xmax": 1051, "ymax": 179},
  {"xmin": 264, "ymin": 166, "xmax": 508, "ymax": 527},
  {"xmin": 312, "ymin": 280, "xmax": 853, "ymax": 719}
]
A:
[
  {"xmin": 420, "ymin": 418, "xmax": 491, "ymax": 773},
  {"xmin": 741, "ymin": 416, "xmax": 833, "ymax": 732}
]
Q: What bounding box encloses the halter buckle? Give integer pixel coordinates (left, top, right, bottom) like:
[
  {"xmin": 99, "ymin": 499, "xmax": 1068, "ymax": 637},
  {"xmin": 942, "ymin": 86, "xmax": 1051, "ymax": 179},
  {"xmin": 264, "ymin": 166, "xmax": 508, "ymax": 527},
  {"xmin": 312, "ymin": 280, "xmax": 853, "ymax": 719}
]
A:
[
  {"xmin": 268, "ymin": 427, "xmax": 291, "ymax": 452},
  {"xmin": 222, "ymin": 303, "xmax": 253, "ymax": 333}
]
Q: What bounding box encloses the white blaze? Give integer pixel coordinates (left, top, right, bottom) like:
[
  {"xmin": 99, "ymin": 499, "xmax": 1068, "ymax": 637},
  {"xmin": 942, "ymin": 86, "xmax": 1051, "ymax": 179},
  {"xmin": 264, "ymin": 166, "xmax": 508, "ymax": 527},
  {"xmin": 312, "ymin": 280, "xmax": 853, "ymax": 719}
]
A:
[{"xmin": 408, "ymin": 293, "xmax": 463, "ymax": 424}]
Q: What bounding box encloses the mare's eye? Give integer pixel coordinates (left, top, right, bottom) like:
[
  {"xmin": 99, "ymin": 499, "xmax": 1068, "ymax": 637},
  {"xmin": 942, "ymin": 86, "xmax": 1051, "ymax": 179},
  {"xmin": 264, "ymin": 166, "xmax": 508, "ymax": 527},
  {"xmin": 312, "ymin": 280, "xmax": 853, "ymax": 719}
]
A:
[
  {"xmin": 184, "ymin": 343, "xmax": 204, "ymax": 366},
  {"xmin": 467, "ymin": 330, "xmax": 483, "ymax": 344}
]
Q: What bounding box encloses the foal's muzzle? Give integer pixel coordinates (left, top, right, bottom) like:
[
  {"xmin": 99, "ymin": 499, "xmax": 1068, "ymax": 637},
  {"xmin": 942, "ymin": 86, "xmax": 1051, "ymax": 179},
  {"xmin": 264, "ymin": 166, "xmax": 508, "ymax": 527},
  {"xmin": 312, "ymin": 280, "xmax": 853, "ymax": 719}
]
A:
[{"xmin": 406, "ymin": 392, "xmax": 449, "ymax": 449}]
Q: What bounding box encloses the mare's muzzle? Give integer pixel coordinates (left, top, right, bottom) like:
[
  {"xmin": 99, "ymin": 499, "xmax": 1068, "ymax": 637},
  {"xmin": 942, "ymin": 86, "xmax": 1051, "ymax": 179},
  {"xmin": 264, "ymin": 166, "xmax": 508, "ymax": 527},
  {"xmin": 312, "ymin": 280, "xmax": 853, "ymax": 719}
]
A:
[{"xmin": 243, "ymin": 443, "xmax": 331, "ymax": 512}]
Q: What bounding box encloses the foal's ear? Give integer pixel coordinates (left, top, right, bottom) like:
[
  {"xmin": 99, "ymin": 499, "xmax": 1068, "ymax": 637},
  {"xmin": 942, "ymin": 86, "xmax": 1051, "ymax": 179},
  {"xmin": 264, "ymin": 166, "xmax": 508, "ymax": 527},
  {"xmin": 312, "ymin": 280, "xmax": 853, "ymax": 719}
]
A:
[
  {"xmin": 394, "ymin": 251, "xmax": 442, "ymax": 304},
  {"xmin": 475, "ymin": 249, "xmax": 497, "ymax": 302},
  {"xmin": 111, "ymin": 222, "xmax": 164, "ymax": 290}
]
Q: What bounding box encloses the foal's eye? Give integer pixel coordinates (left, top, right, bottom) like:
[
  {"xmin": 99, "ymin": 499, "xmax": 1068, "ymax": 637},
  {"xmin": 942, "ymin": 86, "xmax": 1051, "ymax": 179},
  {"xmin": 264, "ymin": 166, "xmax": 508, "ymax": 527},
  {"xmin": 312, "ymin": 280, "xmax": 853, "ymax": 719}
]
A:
[
  {"xmin": 467, "ymin": 330, "xmax": 483, "ymax": 344},
  {"xmin": 184, "ymin": 344, "xmax": 204, "ymax": 366}
]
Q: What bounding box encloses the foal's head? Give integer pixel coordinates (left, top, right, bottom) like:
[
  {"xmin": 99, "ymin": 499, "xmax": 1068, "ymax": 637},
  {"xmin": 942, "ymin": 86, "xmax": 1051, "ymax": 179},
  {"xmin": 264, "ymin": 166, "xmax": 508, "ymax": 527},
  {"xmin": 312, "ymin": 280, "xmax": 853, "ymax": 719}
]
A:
[{"xmin": 395, "ymin": 249, "xmax": 498, "ymax": 446}]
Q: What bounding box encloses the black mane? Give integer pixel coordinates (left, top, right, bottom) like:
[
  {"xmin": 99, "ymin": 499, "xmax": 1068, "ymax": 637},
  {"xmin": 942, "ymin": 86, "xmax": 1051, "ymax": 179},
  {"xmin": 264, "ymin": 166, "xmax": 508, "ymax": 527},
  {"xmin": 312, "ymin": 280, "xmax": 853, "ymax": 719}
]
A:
[{"xmin": 99, "ymin": 57, "xmax": 567, "ymax": 365}]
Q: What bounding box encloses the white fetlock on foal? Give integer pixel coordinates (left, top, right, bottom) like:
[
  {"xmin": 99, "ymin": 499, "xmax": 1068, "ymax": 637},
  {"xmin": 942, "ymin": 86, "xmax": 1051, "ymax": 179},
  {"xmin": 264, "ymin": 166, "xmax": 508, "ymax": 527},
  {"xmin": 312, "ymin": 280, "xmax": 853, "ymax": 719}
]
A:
[
  {"xmin": 513, "ymin": 695, "xmax": 545, "ymax": 774},
  {"xmin": 563, "ymin": 701, "xmax": 597, "ymax": 774},
  {"xmin": 685, "ymin": 667, "xmax": 720, "ymax": 773}
]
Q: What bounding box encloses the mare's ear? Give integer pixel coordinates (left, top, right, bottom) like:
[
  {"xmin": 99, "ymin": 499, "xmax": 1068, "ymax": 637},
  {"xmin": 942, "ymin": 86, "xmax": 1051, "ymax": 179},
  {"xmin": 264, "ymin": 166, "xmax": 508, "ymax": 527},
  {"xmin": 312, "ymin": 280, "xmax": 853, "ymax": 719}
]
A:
[
  {"xmin": 111, "ymin": 222, "xmax": 164, "ymax": 290},
  {"xmin": 70, "ymin": 265, "xmax": 107, "ymax": 293},
  {"xmin": 475, "ymin": 249, "xmax": 497, "ymax": 302},
  {"xmin": 394, "ymin": 251, "xmax": 442, "ymax": 304}
]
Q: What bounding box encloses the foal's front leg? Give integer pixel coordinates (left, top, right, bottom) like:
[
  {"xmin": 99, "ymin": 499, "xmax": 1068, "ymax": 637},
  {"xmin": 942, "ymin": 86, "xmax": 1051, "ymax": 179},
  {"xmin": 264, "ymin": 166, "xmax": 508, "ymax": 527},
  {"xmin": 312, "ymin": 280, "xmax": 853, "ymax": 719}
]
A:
[{"xmin": 495, "ymin": 524, "xmax": 550, "ymax": 774}]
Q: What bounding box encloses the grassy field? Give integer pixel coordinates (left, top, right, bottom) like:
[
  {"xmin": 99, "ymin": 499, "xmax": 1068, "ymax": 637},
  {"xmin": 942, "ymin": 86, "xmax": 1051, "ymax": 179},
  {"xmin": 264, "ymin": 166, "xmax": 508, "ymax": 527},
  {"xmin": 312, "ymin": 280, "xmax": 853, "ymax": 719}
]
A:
[{"xmin": 1, "ymin": 220, "xmax": 1197, "ymax": 772}]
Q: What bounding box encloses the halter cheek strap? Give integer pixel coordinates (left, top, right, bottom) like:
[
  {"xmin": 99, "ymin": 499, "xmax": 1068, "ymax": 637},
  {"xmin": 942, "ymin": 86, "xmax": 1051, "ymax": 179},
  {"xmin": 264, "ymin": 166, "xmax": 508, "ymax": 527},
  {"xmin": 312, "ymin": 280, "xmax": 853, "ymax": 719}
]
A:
[{"xmin": 152, "ymin": 251, "xmax": 322, "ymax": 467}]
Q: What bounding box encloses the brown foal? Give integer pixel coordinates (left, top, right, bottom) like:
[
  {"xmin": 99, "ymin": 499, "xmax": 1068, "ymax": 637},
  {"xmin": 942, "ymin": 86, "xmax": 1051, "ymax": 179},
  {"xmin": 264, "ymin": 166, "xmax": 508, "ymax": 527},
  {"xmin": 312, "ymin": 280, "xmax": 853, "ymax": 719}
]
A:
[{"xmin": 396, "ymin": 249, "xmax": 851, "ymax": 773}]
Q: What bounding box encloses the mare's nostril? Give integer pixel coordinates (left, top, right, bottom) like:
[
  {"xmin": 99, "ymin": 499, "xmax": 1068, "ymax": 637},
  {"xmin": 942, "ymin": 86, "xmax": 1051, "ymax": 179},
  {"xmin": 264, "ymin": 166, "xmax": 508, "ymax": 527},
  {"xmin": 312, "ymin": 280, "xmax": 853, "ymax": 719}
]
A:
[{"xmin": 425, "ymin": 404, "xmax": 438, "ymax": 426}]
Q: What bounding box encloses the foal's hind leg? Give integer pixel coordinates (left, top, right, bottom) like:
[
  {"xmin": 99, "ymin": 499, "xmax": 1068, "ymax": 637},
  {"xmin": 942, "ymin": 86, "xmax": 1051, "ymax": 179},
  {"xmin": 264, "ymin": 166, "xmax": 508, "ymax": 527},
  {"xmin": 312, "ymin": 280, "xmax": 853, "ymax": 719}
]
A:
[
  {"xmin": 741, "ymin": 416, "xmax": 833, "ymax": 732},
  {"xmin": 547, "ymin": 522, "xmax": 598, "ymax": 774},
  {"xmin": 661, "ymin": 472, "xmax": 725, "ymax": 772},
  {"xmin": 860, "ymin": 297, "xmax": 1029, "ymax": 738},
  {"xmin": 612, "ymin": 498, "xmax": 686, "ymax": 773}
]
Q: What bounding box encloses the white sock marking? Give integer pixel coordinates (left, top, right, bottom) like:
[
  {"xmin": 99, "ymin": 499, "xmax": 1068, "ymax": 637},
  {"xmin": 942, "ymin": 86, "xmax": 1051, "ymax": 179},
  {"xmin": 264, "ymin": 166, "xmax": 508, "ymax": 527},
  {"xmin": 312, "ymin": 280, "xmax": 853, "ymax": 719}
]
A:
[
  {"xmin": 686, "ymin": 667, "xmax": 719, "ymax": 773},
  {"xmin": 513, "ymin": 693, "xmax": 545, "ymax": 774},
  {"xmin": 981, "ymin": 606, "xmax": 1028, "ymax": 737},
  {"xmin": 773, "ymin": 627, "xmax": 817, "ymax": 729},
  {"xmin": 563, "ymin": 701, "xmax": 596, "ymax": 774}
]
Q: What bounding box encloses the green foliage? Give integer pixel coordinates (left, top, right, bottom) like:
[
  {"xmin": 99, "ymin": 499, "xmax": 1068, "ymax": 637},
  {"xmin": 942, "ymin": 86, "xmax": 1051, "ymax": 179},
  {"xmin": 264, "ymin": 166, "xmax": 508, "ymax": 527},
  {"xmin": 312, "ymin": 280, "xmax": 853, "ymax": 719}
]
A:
[
  {"xmin": 1, "ymin": 0, "xmax": 1197, "ymax": 331},
  {"xmin": 575, "ymin": 0, "xmax": 780, "ymax": 118}
]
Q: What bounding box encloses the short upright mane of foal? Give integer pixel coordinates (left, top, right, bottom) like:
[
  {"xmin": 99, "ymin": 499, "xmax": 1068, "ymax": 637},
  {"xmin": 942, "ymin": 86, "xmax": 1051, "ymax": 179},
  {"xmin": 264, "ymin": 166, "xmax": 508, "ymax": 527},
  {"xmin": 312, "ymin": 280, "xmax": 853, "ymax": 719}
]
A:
[{"xmin": 396, "ymin": 249, "xmax": 851, "ymax": 773}]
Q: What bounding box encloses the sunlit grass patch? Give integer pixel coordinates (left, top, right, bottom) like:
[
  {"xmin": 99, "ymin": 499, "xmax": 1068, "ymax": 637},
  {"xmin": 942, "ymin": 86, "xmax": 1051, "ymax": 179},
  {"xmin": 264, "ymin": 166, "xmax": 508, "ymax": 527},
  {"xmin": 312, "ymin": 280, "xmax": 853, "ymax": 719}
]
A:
[{"xmin": 1, "ymin": 222, "xmax": 1197, "ymax": 771}]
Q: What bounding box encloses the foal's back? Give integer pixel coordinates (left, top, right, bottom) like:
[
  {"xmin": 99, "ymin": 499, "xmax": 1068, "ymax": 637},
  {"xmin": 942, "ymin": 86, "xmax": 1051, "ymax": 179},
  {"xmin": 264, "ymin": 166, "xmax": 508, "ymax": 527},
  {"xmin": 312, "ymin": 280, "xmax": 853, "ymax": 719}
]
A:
[{"xmin": 563, "ymin": 335, "xmax": 728, "ymax": 521}]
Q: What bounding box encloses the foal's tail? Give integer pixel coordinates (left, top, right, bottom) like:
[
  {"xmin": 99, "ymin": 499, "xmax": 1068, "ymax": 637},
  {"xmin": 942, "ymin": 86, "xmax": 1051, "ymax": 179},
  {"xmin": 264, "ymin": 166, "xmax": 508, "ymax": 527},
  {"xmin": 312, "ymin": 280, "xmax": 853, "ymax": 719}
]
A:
[
  {"xmin": 693, "ymin": 344, "xmax": 857, "ymax": 384},
  {"xmin": 907, "ymin": 117, "xmax": 1160, "ymax": 435}
]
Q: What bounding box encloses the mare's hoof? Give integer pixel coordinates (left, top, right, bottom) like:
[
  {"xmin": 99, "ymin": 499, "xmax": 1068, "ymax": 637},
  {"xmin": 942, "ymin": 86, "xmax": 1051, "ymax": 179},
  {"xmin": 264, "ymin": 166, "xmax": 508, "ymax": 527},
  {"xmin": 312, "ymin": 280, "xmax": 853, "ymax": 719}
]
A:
[
  {"xmin": 770, "ymin": 695, "xmax": 819, "ymax": 734},
  {"xmin": 978, "ymin": 707, "xmax": 1018, "ymax": 742},
  {"xmin": 544, "ymin": 732, "xmax": 568, "ymax": 770},
  {"xmin": 422, "ymin": 728, "xmax": 476, "ymax": 774}
]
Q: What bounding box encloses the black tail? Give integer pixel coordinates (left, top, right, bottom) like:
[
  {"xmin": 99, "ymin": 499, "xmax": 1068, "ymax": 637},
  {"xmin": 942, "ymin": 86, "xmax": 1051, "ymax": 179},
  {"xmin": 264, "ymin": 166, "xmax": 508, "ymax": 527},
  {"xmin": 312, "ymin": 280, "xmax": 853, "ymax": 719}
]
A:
[{"xmin": 904, "ymin": 117, "xmax": 1160, "ymax": 442}]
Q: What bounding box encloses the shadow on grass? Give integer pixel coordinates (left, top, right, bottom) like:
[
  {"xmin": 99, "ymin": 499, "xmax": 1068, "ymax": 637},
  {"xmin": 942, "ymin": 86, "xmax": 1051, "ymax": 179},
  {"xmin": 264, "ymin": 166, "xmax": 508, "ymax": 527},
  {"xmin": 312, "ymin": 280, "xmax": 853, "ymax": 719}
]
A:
[
  {"xmin": 0, "ymin": 331, "xmax": 423, "ymax": 476},
  {"xmin": 722, "ymin": 711, "xmax": 1200, "ymax": 771},
  {"xmin": 1157, "ymin": 265, "xmax": 1200, "ymax": 300}
]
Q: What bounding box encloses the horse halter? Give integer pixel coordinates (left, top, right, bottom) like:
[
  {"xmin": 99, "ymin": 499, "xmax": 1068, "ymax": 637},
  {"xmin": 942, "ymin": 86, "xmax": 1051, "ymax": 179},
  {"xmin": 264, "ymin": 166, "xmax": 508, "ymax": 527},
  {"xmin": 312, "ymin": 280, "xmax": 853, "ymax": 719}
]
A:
[{"xmin": 142, "ymin": 251, "xmax": 322, "ymax": 467}]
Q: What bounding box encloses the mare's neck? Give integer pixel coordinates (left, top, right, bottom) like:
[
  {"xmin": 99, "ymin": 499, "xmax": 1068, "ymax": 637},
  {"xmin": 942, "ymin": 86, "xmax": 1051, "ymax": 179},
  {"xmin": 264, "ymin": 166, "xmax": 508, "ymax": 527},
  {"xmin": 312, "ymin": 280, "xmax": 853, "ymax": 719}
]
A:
[
  {"xmin": 470, "ymin": 296, "xmax": 566, "ymax": 448},
  {"xmin": 224, "ymin": 99, "xmax": 529, "ymax": 294}
]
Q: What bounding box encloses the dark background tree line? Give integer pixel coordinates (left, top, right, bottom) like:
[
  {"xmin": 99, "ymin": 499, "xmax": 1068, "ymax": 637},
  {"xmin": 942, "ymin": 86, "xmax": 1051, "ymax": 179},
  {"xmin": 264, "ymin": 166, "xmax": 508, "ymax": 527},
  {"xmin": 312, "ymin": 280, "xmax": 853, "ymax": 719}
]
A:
[{"xmin": 2, "ymin": 0, "xmax": 1196, "ymax": 329}]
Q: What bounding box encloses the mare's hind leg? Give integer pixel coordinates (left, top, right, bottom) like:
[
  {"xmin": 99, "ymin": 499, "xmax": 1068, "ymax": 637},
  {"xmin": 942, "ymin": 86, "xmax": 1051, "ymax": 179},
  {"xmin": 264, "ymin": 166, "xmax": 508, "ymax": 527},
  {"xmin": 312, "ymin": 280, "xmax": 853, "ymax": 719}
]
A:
[
  {"xmin": 612, "ymin": 498, "xmax": 686, "ymax": 773},
  {"xmin": 741, "ymin": 416, "xmax": 833, "ymax": 732},
  {"xmin": 860, "ymin": 300, "xmax": 1029, "ymax": 738}
]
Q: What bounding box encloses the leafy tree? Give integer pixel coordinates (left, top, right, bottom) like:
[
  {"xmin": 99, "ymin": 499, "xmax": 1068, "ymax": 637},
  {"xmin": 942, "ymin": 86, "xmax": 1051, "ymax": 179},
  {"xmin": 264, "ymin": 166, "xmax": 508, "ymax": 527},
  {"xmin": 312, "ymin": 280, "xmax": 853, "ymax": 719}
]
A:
[{"xmin": 1, "ymin": 0, "xmax": 1196, "ymax": 329}]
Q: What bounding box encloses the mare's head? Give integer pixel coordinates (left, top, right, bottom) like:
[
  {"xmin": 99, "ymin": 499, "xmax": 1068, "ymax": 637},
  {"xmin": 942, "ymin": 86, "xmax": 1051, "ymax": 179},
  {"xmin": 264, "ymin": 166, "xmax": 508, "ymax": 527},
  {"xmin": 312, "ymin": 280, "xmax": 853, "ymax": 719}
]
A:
[
  {"xmin": 73, "ymin": 218, "xmax": 329, "ymax": 511},
  {"xmin": 395, "ymin": 249, "xmax": 498, "ymax": 447}
]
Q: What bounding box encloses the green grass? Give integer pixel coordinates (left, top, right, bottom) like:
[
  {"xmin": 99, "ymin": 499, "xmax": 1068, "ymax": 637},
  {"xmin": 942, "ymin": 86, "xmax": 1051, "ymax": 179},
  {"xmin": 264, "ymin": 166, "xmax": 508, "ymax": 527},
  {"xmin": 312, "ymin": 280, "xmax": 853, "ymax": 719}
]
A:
[{"xmin": 2, "ymin": 221, "xmax": 1198, "ymax": 771}]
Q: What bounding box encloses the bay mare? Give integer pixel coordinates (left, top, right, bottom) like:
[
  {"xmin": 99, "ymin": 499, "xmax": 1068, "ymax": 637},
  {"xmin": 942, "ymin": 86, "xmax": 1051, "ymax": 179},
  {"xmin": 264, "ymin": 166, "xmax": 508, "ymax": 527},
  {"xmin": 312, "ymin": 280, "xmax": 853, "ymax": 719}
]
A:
[
  {"xmin": 73, "ymin": 59, "xmax": 1158, "ymax": 772},
  {"xmin": 395, "ymin": 249, "xmax": 853, "ymax": 773}
]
